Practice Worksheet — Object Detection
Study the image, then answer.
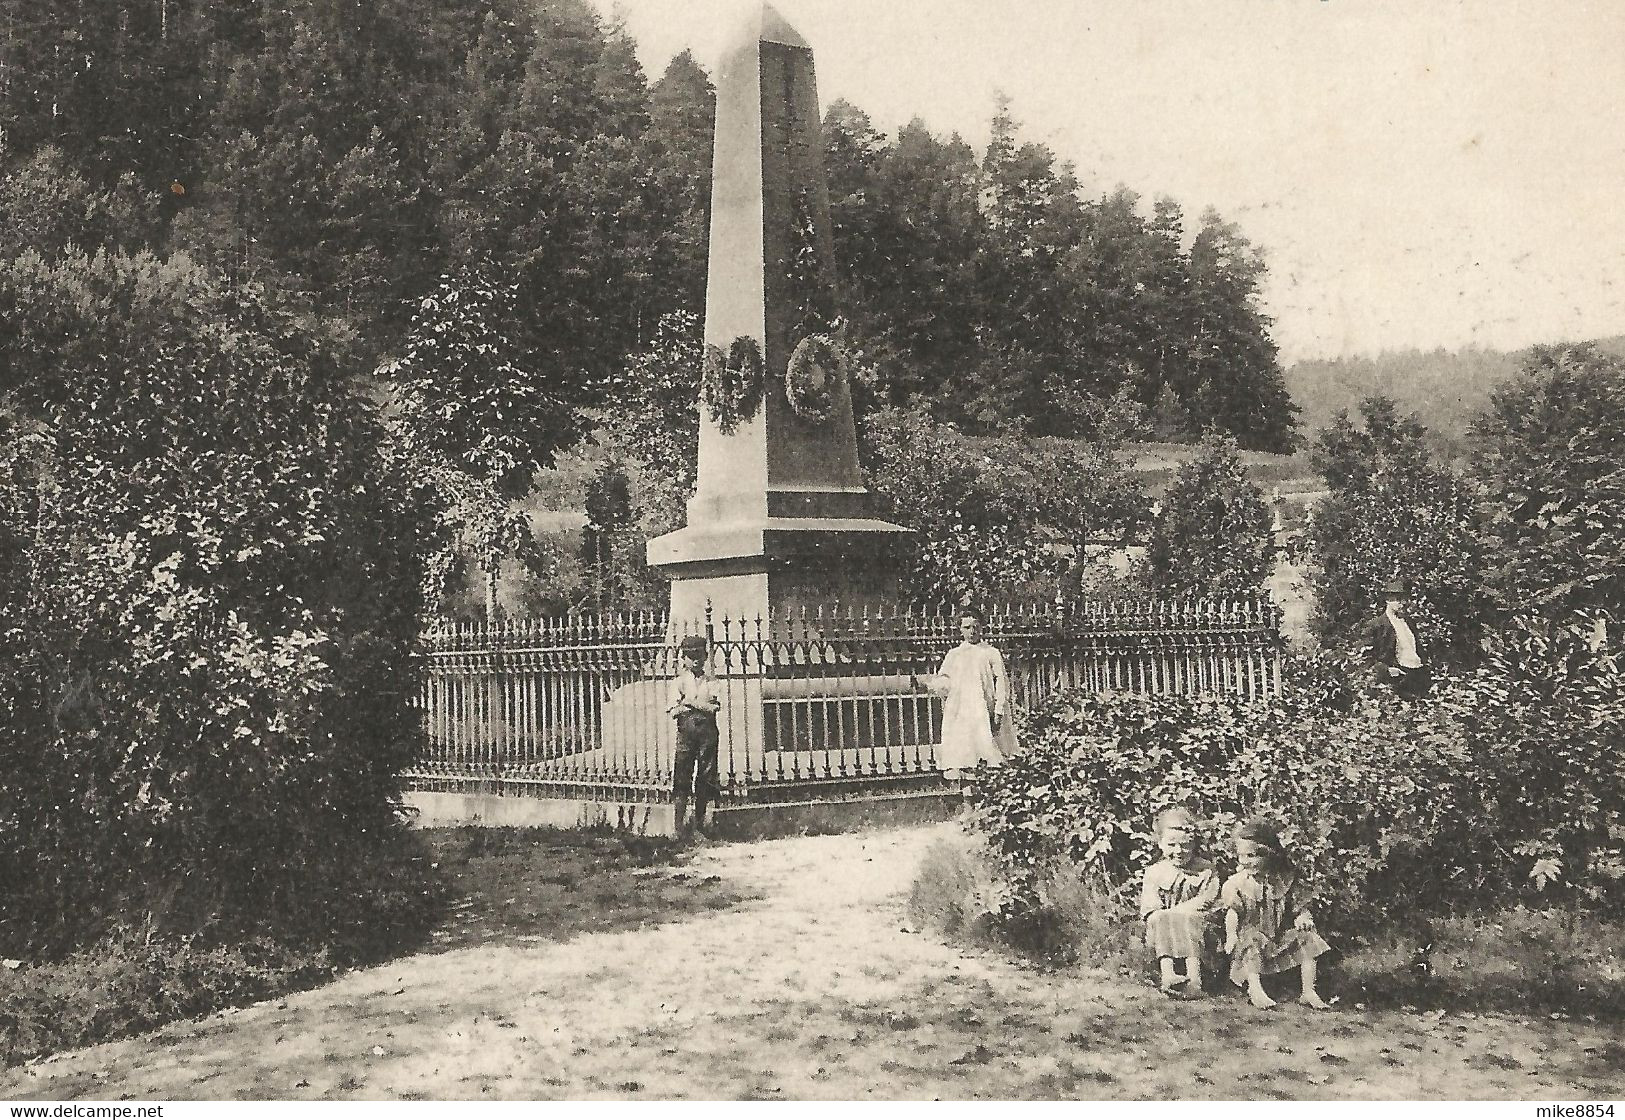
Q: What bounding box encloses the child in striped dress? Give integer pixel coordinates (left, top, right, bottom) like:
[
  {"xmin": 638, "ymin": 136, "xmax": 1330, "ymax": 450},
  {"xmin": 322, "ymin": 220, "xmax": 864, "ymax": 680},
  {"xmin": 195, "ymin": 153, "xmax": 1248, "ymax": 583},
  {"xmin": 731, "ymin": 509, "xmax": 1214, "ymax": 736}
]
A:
[
  {"xmin": 1222, "ymin": 817, "xmax": 1333, "ymax": 1009},
  {"xmin": 1139, "ymin": 807, "xmax": 1220, "ymax": 998}
]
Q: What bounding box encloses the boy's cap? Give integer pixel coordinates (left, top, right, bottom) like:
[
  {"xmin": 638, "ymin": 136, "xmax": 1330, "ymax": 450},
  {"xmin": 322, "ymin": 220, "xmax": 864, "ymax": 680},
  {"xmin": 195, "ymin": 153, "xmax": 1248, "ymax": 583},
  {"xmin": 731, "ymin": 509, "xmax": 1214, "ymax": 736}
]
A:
[
  {"xmin": 1381, "ymin": 579, "xmax": 1408, "ymax": 598},
  {"xmin": 678, "ymin": 636, "xmax": 708, "ymax": 658},
  {"xmin": 1235, "ymin": 816, "xmax": 1286, "ymax": 853}
]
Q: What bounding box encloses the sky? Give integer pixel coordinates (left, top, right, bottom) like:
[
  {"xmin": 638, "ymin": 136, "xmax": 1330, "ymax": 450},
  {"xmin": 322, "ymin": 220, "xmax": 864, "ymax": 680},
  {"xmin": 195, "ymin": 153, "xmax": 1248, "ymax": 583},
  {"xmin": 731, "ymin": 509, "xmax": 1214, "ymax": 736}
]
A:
[{"xmin": 596, "ymin": 0, "xmax": 1625, "ymax": 363}]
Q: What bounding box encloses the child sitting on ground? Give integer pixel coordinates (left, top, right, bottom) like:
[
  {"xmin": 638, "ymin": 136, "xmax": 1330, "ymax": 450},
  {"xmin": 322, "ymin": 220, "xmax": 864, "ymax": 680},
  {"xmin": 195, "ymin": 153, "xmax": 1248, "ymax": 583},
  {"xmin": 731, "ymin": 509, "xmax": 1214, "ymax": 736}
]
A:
[
  {"xmin": 1139, "ymin": 807, "xmax": 1220, "ymax": 998},
  {"xmin": 1222, "ymin": 817, "xmax": 1333, "ymax": 1010}
]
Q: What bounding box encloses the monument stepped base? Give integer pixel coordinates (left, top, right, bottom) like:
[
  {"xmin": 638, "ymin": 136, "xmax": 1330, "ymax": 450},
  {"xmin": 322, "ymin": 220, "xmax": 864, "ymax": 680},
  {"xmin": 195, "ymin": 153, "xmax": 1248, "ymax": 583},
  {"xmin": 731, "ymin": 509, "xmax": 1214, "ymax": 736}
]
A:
[{"xmin": 404, "ymin": 778, "xmax": 960, "ymax": 840}]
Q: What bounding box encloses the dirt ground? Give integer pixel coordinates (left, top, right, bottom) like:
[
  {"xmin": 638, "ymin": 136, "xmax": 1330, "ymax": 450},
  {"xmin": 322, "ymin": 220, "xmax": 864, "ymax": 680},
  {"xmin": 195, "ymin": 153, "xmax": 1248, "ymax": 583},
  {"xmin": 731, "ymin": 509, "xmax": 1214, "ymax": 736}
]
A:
[{"xmin": 6, "ymin": 824, "xmax": 1624, "ymax": 1101}]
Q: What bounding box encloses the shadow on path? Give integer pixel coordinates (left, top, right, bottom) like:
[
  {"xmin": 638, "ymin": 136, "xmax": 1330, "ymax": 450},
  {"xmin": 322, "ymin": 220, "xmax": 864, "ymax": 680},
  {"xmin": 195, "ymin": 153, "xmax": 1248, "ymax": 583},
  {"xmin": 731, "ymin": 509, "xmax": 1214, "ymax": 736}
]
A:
[{"xmin": 6, "ymin": 826, "xmax": 1623, "ymax": 1102}]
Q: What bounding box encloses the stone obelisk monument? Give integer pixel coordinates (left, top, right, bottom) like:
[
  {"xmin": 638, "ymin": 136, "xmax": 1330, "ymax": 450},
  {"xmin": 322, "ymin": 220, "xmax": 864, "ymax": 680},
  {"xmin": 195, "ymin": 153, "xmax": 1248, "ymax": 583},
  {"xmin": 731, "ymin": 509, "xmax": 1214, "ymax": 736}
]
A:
[{"xmin": 647, "ymin": 3, "xmax": 909, "ymax": 626}]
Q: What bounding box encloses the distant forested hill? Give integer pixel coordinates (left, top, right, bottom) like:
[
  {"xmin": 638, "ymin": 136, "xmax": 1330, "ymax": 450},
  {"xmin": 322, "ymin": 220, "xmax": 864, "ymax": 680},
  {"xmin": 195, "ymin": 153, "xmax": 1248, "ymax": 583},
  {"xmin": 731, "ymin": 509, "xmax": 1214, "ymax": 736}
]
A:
[{"xmin": 1286, "ymin": 337, "xmax": 1625, "ymax": 444}]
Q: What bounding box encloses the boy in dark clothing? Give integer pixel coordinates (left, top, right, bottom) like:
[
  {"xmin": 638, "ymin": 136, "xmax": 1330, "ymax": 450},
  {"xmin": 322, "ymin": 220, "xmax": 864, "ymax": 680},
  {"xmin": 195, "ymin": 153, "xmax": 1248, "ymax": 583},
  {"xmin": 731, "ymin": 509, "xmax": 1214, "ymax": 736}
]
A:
[{"xmin": 667, "ymin": 635, "xmax": 721, "ymax": 839}]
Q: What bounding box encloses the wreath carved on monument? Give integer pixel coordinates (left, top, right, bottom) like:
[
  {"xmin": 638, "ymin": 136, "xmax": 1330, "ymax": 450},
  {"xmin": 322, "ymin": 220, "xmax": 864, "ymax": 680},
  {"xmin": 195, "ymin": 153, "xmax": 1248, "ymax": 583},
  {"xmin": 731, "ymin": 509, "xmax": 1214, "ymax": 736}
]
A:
[
  {"xmin": 785, "ymin": 334, "xmax": 849, "ymax": 422},
  {"xmin": 701, "ymin": 335, "xmax": 764, "ymax": 435}
]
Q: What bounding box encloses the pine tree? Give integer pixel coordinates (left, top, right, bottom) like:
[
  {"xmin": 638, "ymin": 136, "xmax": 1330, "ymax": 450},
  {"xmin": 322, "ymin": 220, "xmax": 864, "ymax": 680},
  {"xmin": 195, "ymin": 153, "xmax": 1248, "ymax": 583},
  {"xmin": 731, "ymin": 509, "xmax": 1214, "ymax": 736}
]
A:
[
  {"xmin": 1149, "ymin": 382, "xmax": 1192, "ymax": 443},
  {"xmin": 1187, "ymin": 207, "xmax": 1299, "ymax": 450}
]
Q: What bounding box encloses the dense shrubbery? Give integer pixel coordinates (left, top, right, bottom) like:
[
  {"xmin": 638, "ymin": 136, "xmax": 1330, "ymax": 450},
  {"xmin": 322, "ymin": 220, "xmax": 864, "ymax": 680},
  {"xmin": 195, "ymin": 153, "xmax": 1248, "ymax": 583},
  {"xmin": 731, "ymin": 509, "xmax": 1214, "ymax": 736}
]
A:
[
  {"xmin": 1473, "ymin": 343, "xmax": 1625, "ymax": 624},
  {"xmin": 0, "ymin": 250, "xmax": 432, "ymax": 956},
  {"xmin": 1306, "ymin": 345, "xmax": 1625, "ymax": 657},
  {"xmin": 1306, "ymin": 397, "xmax": 1488, "ymax": 657},
  {"xmin": 958, "ymin": 621, "xmax": 1624, "ymax": 950},
  {"xmin": 1144, "ymin": 431, "xmax": 1274, "ymax": 594},
  {"xmin": 860, "ymin": 406, "xmax": 1149, "ymax": 604}
]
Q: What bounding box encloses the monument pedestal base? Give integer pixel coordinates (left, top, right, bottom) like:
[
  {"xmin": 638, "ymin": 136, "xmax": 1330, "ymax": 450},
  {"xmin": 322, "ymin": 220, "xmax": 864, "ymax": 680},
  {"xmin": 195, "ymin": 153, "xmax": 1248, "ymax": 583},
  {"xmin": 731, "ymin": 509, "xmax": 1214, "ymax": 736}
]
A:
[{"xmin": 650, "ymin": 516, "xmax": 913, "ymax": 626}]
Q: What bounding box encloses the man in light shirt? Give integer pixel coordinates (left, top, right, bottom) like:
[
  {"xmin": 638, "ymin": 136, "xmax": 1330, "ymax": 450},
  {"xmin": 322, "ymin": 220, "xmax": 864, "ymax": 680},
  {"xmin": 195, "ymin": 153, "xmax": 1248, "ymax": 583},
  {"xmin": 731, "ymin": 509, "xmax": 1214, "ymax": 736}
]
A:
[{"xmin": 1365, "ymin": 581, "xmax": 1431, "ymax": 698}]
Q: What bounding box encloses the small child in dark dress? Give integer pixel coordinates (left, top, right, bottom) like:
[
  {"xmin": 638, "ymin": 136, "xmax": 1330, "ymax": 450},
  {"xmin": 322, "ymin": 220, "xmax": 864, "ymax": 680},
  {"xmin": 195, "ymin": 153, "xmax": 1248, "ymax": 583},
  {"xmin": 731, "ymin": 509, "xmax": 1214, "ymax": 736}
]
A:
[
  {"xmin": 1222, "ymin": 817, "xmax": 1333, "ymax": 1009},
  {"xmin": 1139, "ymin": 807, "xmax": 1219, "ymax": 998}
]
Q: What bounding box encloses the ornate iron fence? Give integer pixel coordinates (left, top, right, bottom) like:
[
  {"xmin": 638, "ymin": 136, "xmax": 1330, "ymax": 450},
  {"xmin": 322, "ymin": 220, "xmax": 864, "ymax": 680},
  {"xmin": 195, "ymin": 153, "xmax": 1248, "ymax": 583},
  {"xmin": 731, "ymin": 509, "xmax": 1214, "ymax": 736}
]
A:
[{"xmin": 406, "ymin": 597, "xmax": 1283, "ymax": 802}]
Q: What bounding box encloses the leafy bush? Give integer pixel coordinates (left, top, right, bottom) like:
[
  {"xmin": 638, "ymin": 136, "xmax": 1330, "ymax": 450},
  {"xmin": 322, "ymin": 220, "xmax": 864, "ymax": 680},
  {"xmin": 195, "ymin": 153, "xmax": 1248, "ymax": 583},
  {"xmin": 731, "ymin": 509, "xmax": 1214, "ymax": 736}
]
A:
[
  {"xmin": 0, "ymin": 249, "xmax": 431, "ymax": 955},
  {"xmin": 1473, "ymin": 342, "xmax": 1625, "ymax": 623},
  {"xmin": 1144, "ymin": 430, "xmax": 1273, "ymax": 594},
  {"xmin": 1307, "ymin": 396, "xmax": 1489, "ymax": 657},
  {"xmin": 859, "ymin": 406, "xmax": 1148, "ymax": 604},
  {"xmin": 0, "ymin": 828, "xmax": 443, "ymax": 1067},
  {"xmin": 1278, "ymin": 648, "xmax": 1361, "ymax": 714},
  {"xmin": 961, "ymin": 629, "xmax": 1625, "ymax": 946}
]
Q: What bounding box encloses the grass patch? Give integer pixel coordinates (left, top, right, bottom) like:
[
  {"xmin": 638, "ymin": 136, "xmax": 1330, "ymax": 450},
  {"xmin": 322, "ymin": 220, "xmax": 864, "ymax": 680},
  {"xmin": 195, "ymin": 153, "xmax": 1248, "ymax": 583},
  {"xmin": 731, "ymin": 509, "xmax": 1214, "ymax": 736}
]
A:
[
  {"xmin": 911, "ymin": 834, "xmax": 1625, "ymax": 1016},
  {"xmin": 908, "ymin": 833, "xmax": 1144, "ymax": 974},
  {"xmin": 1342, "ymin": 907, "xmax": 1625, "ymax": 1017},
  {"xmin": 0, "ymin": 824, "xmax": 751, "ymax": 1069},
  {"xmin": 0, "ymin": 826, "xmax": 444, "ymax": 1069},
  {"xmin": 421, "ymin": 826, "xmax": 754, "ymax": 952},
  {"xmin": 0, "ymin": 935, "xmax": 336, "ymax": 1067}
]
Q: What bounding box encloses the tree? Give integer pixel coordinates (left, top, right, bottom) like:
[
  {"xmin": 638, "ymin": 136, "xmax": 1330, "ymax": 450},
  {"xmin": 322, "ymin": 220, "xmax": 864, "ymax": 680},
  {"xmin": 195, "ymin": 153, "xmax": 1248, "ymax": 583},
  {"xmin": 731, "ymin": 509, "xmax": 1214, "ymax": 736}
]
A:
[
  {"xmin": 827, "ymin": 110, "xmax": 984, "ymax": 415},
  {"xmin": 1186, "ymin": 207, "xmax": 1299, "ymax": 450},
  {"xmin": 1144, "ymin": 432, "xmax": 1274, "ymax": 594},
  {"xmin": 1473, "ymin": 342, "xmax": 1625, "ymax": 622},
  {"xmin": 0, "ymin": 247, "xmax": 429, "ymax": 950},
  {"xmin": 647, "ymin": 50, "xmax": 717, "ymax": 315},
  {"xmin": 579, "ymin": 459, "xmax": 635, "ymax": 611},
  {"xmin": 859, "ymin": 406, "xmax": 1148, "ymax": 605},
  {"xmin": 972, "ymin": 95, "xmax": 1085, "ymax": 430},
  {"xmin": 1149, "ymin": 381, "xmax": 1193, "ymax": 443},
  {"xmin": 597, "ymin": 308, "xmax": 702, "ymax": 493},
  {"xmin": 1307, "ymin": 397, "xmax": 1488, "ymax": 656},
  {"xmin": 381, "ymin": 265, "xmax": 579, "ymax": 618},
  {"xmin": 0, "ymin": 145, "xmax": 162, "ymax": 260}
]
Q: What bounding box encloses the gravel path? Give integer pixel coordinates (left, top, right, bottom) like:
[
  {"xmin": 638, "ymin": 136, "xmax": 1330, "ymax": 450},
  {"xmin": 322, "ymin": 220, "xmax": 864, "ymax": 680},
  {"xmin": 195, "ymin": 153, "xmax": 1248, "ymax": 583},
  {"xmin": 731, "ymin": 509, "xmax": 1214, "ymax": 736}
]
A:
[{"xmin": 7, "ymin": 824, "xmax": 1623, "ymax": 1101}]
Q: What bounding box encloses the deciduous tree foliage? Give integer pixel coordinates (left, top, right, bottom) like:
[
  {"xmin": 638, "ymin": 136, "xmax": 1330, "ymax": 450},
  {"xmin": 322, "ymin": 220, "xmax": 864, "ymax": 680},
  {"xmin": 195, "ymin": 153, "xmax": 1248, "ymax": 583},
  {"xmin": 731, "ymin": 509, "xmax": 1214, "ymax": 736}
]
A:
[
  {"xmin": 859, "ymin": 407, "xmax": 1149, "ymax": 605},
  {"xmin": 1473, "ymin": 343, "xmax": 1625, "ymax": 623},
  {"xmin": 0, "ymin": 249, "xmax": 430, "ymax": 952},
  {"xmin": 1306, "ymin": 397, "xmax": 1488, "ymax": 657},
  {"xmin": 597, "ymin": 308, "xmax": 703, "ymax": 496},
  {"xmin": 382, "ymin": 266, "xmax": 578, "ymax": 617},
  {"xmin": 1144, "ymin": 432, "xmax": 1274, "ymax": 595}
]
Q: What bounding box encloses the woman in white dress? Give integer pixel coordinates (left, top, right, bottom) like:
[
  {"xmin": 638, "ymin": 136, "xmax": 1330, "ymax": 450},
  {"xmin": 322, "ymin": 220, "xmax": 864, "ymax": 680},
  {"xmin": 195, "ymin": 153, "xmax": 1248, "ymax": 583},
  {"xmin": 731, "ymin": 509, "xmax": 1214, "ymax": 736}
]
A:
[{"xmin": 913, "ymin": 610, "xmax": 1016, "ymax": 779}]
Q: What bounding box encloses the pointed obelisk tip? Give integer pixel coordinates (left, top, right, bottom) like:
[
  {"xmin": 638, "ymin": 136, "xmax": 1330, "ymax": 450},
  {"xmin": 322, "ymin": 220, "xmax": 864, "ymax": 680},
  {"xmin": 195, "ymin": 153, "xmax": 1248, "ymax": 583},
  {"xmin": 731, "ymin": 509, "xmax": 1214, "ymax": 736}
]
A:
[{"xmin": 757, "ymin": 3, "xmax": 809, "ymax": 49}]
